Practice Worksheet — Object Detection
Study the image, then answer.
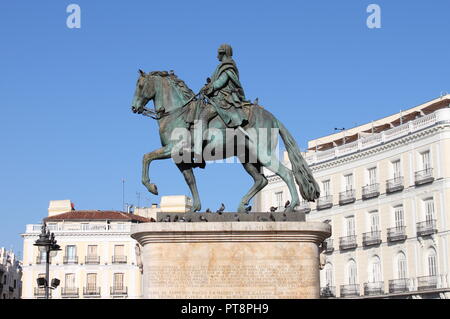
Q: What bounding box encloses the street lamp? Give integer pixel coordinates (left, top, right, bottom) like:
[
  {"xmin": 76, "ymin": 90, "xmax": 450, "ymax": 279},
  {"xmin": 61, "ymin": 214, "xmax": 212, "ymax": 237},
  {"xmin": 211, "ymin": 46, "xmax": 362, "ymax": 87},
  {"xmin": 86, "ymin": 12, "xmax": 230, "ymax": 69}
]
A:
[{"xmin": 34, "ymin": 222, "xmax": 61, "ymax": 299}]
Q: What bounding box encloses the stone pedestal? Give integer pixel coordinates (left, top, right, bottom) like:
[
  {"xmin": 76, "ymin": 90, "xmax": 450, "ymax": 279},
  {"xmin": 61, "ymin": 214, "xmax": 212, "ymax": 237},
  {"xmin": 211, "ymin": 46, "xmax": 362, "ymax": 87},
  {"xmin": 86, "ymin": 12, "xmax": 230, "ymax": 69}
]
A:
[{"xmin": 131, "ymin": 221, "xmax": 331, "ymax": 299}]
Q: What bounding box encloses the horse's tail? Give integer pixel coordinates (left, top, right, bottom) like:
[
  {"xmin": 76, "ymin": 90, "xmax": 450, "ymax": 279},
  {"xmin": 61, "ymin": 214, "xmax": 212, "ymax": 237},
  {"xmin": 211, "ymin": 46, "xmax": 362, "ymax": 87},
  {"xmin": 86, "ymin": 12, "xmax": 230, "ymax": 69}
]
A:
[{"xmin": 277, "ymin": 119, "xmax": 320, "ymax": 202}]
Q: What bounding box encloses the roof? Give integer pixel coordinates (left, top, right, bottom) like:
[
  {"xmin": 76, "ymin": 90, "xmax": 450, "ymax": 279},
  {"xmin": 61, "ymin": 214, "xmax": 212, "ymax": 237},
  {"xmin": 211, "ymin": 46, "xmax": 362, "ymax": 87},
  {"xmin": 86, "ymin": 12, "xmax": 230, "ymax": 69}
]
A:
[{"xmin": 44, "ymin": 210, "xmax": 150, "ymax": 223}]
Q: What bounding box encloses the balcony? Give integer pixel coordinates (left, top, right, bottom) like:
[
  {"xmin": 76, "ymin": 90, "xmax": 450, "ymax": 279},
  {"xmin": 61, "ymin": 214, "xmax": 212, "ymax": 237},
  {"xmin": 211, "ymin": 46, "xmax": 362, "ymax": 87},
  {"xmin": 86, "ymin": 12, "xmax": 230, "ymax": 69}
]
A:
[
  {"xmin": 417, "ymin": 275, "xmax": 438, "ymax": 291},
  {"xmin": 339, "ymin": 235, "xmax": 357, "ymax": 250},
  {"xmin": 417, "ymin": 220, "xmax": 437, "ymax": 236},
  {"xmin": 63, "ymin": 256, "xmax": 78, "ymax": 264},
  {"xmin": 317, "ymin": 195, "xmax": 333, "ymax": 210},
  {"xmin": 362, "ymin": 231, "xmax": 382, "ymax": 246},
  {"xmin": 387, "ymin": 226, "xmax": 407, "ymax": 242},
  {"xmin": 320, "ymin": 286, "xmax": 336, "ymax": 298},
  {"xmin": 34, "ymin": 287, "xmax": 51, "ymax": 298},
  {"xmin": 112, "ymin": 255, "xmax": 127, "ymax": 264},
  {"xmin": 110, "ymin": 286, "xmax": 128, "ymax": 297},
  {"xmin": 415, "ymin": 168, "xmax": 434, "ymax": 185},
  {"xmin": 36, "ymin": 256, "xmax": 46, "ymax": 264},
  {"xmin": 85, "ymin": 256, "xmax": 100, "ymax": 265},
  {"xmin": 83, "ymin": 286, "xmax": 101, "ymax": 297},
  {"xmin": 296, "ymin": 201, "xmax": 311, "ymax": 214},
  {"xmin": 389, "ymin": 279, "xmax": 410, "ymax": 293},
  {"xmin": 339, "ymin": 190, "xmax": 355, "ymax": 205},
  {"xmin": 386, "ymin": 177, "xmax": 404, "ymax": 194},
  {"xmin": 364, "ymin": 281, "xmax": 384, "ymax": 296},
  {"xmin": 340, "ymin": 284, "xmax": 360, "ymax": 297},
  {"xmin": 61, "ymin": 287, "xmax": 79, "ymax": 298},
  {"xmin": 324, "ymin": 238, "xmax": 334, "ymax": 253},
  {"xmin": 362, "ymin": 184, "xmax": 380, "ymax": 200}
]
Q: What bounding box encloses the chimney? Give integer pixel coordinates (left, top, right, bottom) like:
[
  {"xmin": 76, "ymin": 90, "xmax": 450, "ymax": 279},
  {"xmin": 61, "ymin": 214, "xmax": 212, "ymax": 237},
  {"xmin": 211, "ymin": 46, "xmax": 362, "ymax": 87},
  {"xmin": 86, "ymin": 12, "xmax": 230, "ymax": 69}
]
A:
[{"xmin": 48, "ymin": 200, "xmax": 73, "ymax": 217}]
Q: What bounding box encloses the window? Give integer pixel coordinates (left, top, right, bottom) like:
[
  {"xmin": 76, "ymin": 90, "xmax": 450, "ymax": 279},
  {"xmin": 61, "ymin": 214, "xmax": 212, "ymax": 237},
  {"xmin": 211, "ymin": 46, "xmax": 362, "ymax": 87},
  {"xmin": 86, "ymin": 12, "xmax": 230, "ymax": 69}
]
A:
[
  {"xmin": 86, "ymin": 273, "xmax": 97, "ymax": 290},
  {"xmin": 113, "ymin": 273, "xmax": 124, "ymax": 290},
  {"xmin": 114, "ymin": 245, "xmax": 125, "ymax": 257},
  {"xmin": 427, "ymin": 249, "xmax": 437, "ymax": 276},
  {"xmin": 394, "ymin": 206, "xmax": 404, "ymax": 228},
  {"xmin": 421, "ymin": 151, "xmax": 431, "ymax": 170},
  {"xmin": 347, "ymin": 260, "xmax": 357, "ymax": 285},
  {"xmin": 344, "ymin": 174, "xmax": 353, "ymax": 191},
  {"xmin": 368, "ymin": 167, "xmax": 377, "ymax": 185},
  {"xmin": 369, "ymin": 256, "xmax": 382, "ymax": 283},
  {"xmin": 346, "ymin": 216, "xmax": 355, "ymax": 236},
  {"xmin": 81, "ymin": 223, "xmax": 89, "ymax": 231},
  {"xmin": 396, "ymin": 252, "xmax": 407, "ymax": 279},
  {"xmin": 369, "ymin": 211, "xmax": 379, "ymax": 232},
  {"xmin": 65, "ymin": 273, "xmax": 75, "ymax": 289},
  {"xmin": 424, "ymin": 199, "xmax": 435, "ymax": 222},
  {"xmin": 275, "ymin": 191, "xmax": 283, "ymax": 210},
  {"xmin": 87, "ymin": 245, "xmax": 98, "ymax": 257},
  {"xmin": 322, "ymin": 180, "xmax": 331, "ymax": 196},
  {"xmin": 392, "ymin": 160, "xmax": 401, "ymax": 179},
  {"xmin": 65, "ymin": 245, "xmax": 76, "ymax": 260}
]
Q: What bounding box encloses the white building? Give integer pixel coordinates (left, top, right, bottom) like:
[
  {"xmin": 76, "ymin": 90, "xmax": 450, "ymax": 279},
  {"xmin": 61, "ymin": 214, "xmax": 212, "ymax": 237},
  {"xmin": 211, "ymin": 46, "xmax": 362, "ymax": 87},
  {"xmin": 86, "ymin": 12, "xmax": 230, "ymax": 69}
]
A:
[
  {"xmin": 0, "ymin": 247, "xmax": 22, "ymax": 299},
  {"xmin": 255, "ymin": 95, "xmax": 450, "ymax": 299}
]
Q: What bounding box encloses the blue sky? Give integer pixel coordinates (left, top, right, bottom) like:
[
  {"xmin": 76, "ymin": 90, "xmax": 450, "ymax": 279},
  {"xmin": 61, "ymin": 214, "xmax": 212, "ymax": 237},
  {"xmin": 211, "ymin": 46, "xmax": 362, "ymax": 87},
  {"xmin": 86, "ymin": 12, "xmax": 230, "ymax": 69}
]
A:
[{"xmin": 0, "ymin": 0, "xmax": 449, "ymax": 256}]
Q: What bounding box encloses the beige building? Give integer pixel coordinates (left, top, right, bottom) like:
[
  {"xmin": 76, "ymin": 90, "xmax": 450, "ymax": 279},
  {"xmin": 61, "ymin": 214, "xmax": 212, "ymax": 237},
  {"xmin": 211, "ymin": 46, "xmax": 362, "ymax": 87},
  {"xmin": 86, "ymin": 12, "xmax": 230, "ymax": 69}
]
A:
[
  {"xmin": 21, "ymin": 200, "xmax": 150, "ymax": 299},
  {"xmin": 0, "ymin": 247, "xmax": 22, "ymax": 299},
  {"xmin": 255, "ymin": 94, "xmax": 450, "ymax": 299}
]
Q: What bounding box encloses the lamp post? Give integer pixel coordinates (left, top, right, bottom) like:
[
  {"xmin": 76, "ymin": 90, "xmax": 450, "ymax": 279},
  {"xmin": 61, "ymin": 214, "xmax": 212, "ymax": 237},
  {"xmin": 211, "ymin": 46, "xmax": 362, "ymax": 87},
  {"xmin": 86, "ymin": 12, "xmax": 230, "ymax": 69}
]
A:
[{"xmin": 34, "ymin": 222, "xmax": 61, "ymax": 299}]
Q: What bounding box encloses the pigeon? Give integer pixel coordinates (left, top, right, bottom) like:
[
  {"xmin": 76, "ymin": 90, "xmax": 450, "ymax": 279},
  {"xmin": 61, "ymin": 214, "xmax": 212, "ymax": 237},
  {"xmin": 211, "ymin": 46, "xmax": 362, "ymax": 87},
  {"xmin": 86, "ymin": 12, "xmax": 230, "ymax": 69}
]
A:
[
  {"xmin": 200, "ymin": 215, "xmax": 208, "ymax": 222},
  {"xmin": 282, "ymin": 213, "xmax": 288, "ymax": 221},
  {"xmin": 205, "ymin": 208, "xmax": 211, "ymax": 213},
  {"xmin": 269, "ymin": 206, "xmax": 277, "ymax": 212},
  {"xmin": 216, "ymin": 203, "xmax": 225, "ymax": 213},
  {"xmin": 284, "ymin": 200, "xmax": 291, "ymax": 208},
  {"xmin": 245, "ymin": 205, "xmax": 252, "ymax": 213},
  {"xmin": 163, "ymin": 215, "xmax": 171, "ymax": 222},
  {"xmin": 270, "ymin": 214, "xmax": 276, "ymax": 221},
  {"xmin": 257, "ymin": 216, "xmax": 269, "ymax": 222},
  {"xmin": 173, "ymin": 215, "xmax": 179, "ymax": 222},
  {"xmin": 150, "ymin": 218, "xmax": 156, "ymax": 222},
  {"xmin": 179, "ymin": 217, "xmax": 186, "ymax": 222},
  {"xmin": 234, "ymin": 214, "xmax": 240, "ymax": 222}
]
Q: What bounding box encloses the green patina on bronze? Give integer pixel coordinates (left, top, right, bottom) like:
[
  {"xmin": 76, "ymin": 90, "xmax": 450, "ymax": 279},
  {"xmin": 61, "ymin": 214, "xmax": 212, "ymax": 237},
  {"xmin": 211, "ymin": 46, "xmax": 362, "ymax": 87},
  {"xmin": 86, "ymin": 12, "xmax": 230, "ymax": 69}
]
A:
[{"xmin": 131, "ymin": 44, "xmax": 320, "ymax": 214}]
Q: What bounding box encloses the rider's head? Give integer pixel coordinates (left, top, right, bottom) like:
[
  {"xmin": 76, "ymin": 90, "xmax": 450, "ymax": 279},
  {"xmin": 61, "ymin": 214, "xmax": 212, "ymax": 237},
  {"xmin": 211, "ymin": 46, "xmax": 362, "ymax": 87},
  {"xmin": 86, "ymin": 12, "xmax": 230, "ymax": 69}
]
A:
[{"xmin": 217, "ymin": 44, "xmax": 232, "ymax": 61}]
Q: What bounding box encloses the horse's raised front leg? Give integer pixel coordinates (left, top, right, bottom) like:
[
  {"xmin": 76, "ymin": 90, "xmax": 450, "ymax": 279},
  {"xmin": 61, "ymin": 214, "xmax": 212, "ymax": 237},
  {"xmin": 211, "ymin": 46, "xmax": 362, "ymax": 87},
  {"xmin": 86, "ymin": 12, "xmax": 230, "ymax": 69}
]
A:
[
  {"xmin": 176, "ymin": 164, "xmax": 201, "ymax": 212},
  {"xmin": 237, "ymin": 163, "xmax": 268, "ymax": 213},
  {"xmin": 142, "ymin": 146, "xmax": 172, "ymax": 195}
]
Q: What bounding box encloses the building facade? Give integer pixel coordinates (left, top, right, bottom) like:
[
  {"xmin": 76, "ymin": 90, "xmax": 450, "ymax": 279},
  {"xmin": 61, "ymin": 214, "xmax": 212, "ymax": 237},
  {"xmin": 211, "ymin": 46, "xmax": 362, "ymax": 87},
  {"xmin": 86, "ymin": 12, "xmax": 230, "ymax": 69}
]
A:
[
  {"xmin": 0, "ymin": 247, "xmax": 22, "ymax": 299},
  {"xmin": 255, "ymin": 95, "xmax": 450, "ymax": 298},
  {"xmin": 21, "ymin": 200, "xmax": 150, "ymax": 299}
]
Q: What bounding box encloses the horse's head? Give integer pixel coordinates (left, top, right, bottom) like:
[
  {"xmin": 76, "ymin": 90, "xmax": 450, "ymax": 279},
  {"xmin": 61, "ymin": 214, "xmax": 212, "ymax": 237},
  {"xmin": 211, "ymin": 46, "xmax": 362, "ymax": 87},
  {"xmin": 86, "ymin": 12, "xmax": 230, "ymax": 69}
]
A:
[{"xmin": 131, "ymin": 69, "xmax": 156, "ymax": 114}]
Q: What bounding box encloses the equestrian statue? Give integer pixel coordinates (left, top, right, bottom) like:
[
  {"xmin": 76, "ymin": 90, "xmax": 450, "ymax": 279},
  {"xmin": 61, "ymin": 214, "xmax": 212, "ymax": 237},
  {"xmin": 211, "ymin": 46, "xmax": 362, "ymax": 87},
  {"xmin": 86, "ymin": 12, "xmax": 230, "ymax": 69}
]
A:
[{"xmin": 131, "ymin": 44, "xmax": 320, "ymax": 213}]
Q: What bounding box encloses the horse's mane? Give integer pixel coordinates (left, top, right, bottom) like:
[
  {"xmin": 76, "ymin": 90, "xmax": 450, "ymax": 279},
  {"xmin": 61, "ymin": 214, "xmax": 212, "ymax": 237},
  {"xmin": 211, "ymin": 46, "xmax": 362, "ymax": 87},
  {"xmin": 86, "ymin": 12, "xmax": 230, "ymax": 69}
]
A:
[{"xmin": 149, "ymin": 71, "xmax": 194, "ymax": 101}]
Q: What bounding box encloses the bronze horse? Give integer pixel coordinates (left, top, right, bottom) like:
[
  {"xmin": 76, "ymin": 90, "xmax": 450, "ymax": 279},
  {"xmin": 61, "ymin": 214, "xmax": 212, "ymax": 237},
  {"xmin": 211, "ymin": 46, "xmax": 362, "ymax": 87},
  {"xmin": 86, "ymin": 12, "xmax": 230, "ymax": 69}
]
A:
[{"xmin": 131, "ymin": 70, "xmax": 320, "ymax": 213}]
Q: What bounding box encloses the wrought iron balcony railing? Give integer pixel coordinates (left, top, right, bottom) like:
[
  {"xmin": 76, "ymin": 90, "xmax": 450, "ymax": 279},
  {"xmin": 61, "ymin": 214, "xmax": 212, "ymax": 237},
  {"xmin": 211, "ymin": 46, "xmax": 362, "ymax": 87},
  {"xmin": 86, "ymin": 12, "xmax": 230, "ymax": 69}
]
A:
[
  {"xmin": 317, "ymin": 195, "xmax": 333, "ymax": 210},
  {"xmin": 112, "ymin": 255, "xmax": 127, "ymax": 264},
  {"xmin": 324, "ymin": 238, "xmax": 334, "ymax": 253},
  {"xmin": 389, "ymin": 278, "xmax": 410, "ymax": 293},
  {"xmin": 362, "ymin": 183, "xmax": 380, "ymax": 200},
  {"xmin": 340, "ymin": 284, "xmax": 360, "ymax": 297},
  {"xmin": 417, "ymin": 220, "xmax": 437, "ymax": 236},
  {"xmin": 339, "ymin": 235, "xmax": 357, "ymax": 250},
  {"xmin": 415, "ymin": 168, "xmax": 434, "ymax": 185},
  {"xmin": 386, "ymin": 177, "xmax": 404, "ymax": 194},
  {"xmin": 63, "ymin": 256, "xmax": 78, "ymax": 264},
  {"xmin": 387, "ymin": 226, "xmax": 407, "ymax": 242},
  {"xmin": 61, "ymin": 287, "xmax": 79, "ymax": 297},
  {"xmin": 296, "ymin": 201, "xmax": 311, "ymax": 214},
  {"xmin": 34, "ymin": 287, "xmax": 51, "ymax": 298},
  {"xmin": 362, "ymin": 231, "xmax": 382, "ymax": 246},
  {"xmin": 110, "ymin": 286, "xmax": 128, "ymax": 296},
  {"xmin": 364, "ymin": 281, "xmax": 384, "ymax": 296},
  {"xmin": 85, "ymin": 256, "xmax": 100, "ymax": 265},
  {"xmin": 83, "ymin": 286, "xmax": 101, "ymax": 297},
  {"xmin": 320, "ymin": 286, "xmax": 336, "ymax": 298},
  {"xmin": 417, "ymin": 275, "xmax": 438, "ymax": 291},
  {"xmin": 339, "ymin": 190, "xmax": 356, "ymax": 205}
]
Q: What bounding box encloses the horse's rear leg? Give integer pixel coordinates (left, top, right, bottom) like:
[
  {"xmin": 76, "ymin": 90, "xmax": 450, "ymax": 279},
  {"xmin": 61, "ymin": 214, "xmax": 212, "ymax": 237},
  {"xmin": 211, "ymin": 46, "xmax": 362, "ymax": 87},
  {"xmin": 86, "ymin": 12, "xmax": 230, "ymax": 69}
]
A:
[
  {"xmin": 261, "ymin": 157, "xmax": 300, "ymax": 213},
  {"xmin": 237, "ymin": 162, "xmax": 268, "ymax": 213},
  {"xmin": 176, "ymin": 164, "xmax": 201, "ymax": 212},
  {"xmin": 142, "ymin": 146, "xmax": 172, "ymax": 195}
]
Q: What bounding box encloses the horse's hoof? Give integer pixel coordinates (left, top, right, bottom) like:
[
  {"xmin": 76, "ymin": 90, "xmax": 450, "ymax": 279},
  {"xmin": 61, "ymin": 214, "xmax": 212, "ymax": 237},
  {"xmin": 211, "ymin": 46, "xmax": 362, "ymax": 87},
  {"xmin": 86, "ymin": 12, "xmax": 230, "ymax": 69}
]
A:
[{"xmin": 148, "ymin": 183, "xmax": 158, "ymax": 195}]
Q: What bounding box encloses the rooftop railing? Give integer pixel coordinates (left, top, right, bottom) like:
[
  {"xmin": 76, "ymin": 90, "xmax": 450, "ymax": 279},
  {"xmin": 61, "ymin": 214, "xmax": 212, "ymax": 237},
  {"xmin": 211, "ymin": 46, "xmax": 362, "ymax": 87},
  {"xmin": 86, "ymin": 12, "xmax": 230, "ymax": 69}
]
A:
[{"xmin": 26, "ymin": 223, "xmax": 132, "ymax": 234}]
